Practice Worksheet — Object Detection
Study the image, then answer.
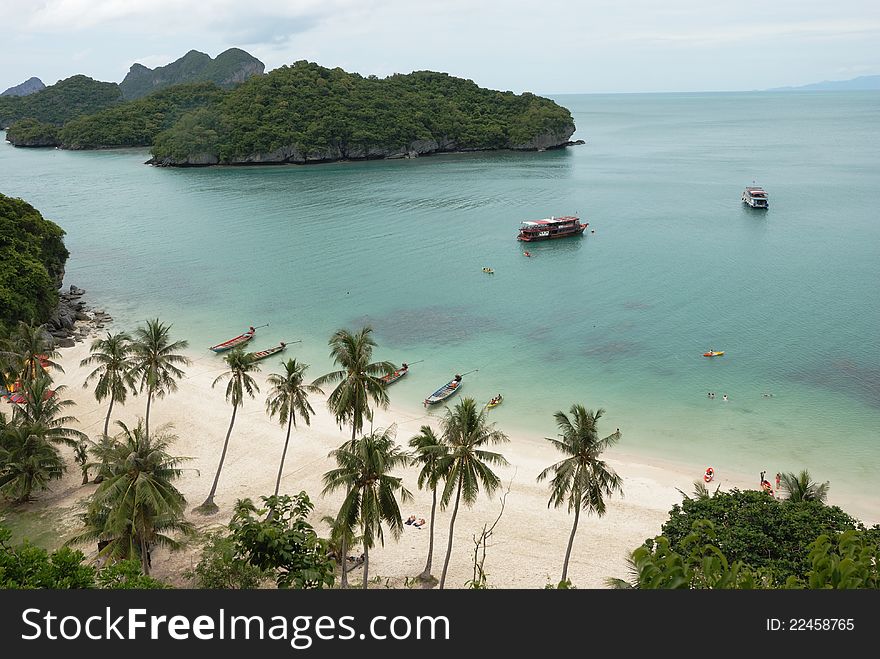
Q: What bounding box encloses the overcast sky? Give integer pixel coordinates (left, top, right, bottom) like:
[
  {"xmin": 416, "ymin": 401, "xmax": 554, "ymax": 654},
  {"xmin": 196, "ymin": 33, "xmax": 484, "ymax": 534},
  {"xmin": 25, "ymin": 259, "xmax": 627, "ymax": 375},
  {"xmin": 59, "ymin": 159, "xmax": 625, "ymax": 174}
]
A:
[{"xmin": 2, "ymin": 0, "xmax": 878, "ymax": 94}]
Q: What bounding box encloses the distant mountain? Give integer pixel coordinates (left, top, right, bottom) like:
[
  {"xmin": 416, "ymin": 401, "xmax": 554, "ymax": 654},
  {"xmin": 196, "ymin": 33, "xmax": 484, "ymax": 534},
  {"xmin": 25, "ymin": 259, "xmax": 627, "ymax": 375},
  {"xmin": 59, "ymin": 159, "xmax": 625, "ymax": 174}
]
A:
[
  {"xmin": 119, "ymin": 48, "xmax": 264, "ymax": 100},
  {"xmin": 769, "ymin": 75, "xmax": 880, "ymax": 91},
  {"xmin": 1, "ymin": 77, "xmax": 46, "ymax": 96}
]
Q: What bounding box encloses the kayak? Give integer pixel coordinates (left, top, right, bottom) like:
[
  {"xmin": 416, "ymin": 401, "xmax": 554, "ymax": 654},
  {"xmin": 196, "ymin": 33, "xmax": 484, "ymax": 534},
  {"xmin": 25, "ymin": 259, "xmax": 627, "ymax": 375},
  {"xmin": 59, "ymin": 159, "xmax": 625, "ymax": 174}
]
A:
[
  {"xmin": 702, "ymin": 351, "xmax": 725, "ymax": 357},
  {"xmin": 487, "ymin": 394, "xmax": 503, "ymax": 409}
]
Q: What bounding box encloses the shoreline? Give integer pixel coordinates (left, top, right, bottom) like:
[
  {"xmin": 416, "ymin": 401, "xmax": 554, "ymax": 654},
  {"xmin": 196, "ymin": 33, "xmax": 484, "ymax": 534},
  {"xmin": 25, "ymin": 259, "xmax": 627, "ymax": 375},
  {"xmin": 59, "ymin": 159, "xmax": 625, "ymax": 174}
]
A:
[{"xmin": 4, "ymin": 340, "xmax": 876, "ymax": 589}]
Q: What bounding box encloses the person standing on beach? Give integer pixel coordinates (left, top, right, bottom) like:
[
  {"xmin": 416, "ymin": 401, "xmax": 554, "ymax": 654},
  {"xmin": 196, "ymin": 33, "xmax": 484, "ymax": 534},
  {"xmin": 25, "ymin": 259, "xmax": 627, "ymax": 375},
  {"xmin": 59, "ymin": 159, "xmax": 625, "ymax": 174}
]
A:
[{"xmin": 776, "ymin": 472, "xmax": 781, "ymax": 490}]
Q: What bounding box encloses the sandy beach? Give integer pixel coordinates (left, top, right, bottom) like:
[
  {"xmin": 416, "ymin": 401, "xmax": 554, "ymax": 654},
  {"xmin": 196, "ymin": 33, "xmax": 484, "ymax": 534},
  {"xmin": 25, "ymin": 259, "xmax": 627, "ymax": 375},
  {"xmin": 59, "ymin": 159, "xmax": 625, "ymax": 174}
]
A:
[{"xmin": 3, "ymin": 337, "xmax": 876, "ymax": 589}]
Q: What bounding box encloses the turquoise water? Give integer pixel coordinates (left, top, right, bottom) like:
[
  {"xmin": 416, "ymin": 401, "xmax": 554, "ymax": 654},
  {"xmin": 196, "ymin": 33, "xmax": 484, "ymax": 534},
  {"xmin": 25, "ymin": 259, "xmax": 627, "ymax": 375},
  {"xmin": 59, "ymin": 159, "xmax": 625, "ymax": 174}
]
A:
[{"xmin": 2, "ymin": 91, "xmax": 879, "ymax": 511}]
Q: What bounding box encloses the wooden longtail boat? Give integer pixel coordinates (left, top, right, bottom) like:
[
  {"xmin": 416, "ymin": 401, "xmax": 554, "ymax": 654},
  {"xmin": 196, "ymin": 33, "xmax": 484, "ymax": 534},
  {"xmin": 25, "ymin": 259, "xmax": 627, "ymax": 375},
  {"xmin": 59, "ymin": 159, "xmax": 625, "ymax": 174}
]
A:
[
  {"xmin": 210, "ymin": 327, "xmax": 256, "ymax": 353},
  {"xmin": 380, "ymin": 363, "xmax": 409, "ymax": 386},
  {"xmin": 424, "ymin": 374, "xmax": 463, "ymax": 406},
  {"xmin": 247, "ymin": 342, "xmax": 288, "ymax": 362}
]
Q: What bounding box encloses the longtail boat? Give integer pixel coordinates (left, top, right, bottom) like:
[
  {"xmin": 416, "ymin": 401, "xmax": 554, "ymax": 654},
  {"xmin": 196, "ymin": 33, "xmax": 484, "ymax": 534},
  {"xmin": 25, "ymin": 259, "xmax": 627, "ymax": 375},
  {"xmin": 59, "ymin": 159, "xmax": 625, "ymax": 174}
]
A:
[
  {"xmin": 247, "ymin": 342, "xmax": 288, "ymax": 362},
  {"xmin": 424, "ymin": 374, "xmax": 463, "ymax": 406},
  {"xmin": 380, "ymin": 363, "xmax": 409, "ymax": 386},
  {"xmin": 210, "ymin": 327, "xmax": 256, "ymax": 353}
]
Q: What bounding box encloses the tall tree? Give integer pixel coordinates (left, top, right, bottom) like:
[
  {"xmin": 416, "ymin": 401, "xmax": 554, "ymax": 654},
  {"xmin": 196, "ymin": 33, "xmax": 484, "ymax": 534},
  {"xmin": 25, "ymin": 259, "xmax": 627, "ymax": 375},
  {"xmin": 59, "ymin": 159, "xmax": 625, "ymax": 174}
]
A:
[
  {"xmin": 437, "ymin": 398, "xmax": 509, "ymax": 589},
  {"xmin": 322, "ymin": 425, "xmax": 412, "ymax": 589},
  {"xmin": 312, "ymin": 326, "xmax": 394, "ymax": 442},
  {"xmin": 195, "ymin": 347, "xmax": 260, "ymax": 515},
  {"xmin": 537, "ymin": 405, "xmax": 622, "ymax": 585},
  {"xmin": 0, "ymin": 425, "xmax": 65, "ymax": 503},
  {"xmin": 0, "ymin": 320, "xmax": 62, "ymax": 384},
  {"xmin": 779, "ymin": 470, "xmax": 830, "ymax": 503},
  {"xmin": 81, "ymin": 332, "xmax": 135, "ymax": 438},
  {"xmin": 130, "ymin": 319, "xmax": 190, "ymax": 438},
  {"xmin": 409, "ymin": 425, "xmax": 449, "ymax": 582},
  {"xmin": 265, "ymin": 358, "xmax": 323, "ymax": 497},
  {"xmin": 11, "ymin": 376, "xmax": 86, "ymax": 448},
  {"xmin": 68, "ymin": 420, "xmax": 193, "ymax": 575}
]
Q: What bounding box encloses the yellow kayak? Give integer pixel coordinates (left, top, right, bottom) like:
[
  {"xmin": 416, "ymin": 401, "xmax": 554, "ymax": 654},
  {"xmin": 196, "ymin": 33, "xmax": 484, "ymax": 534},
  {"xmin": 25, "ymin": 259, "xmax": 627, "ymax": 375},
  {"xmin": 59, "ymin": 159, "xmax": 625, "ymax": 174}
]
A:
[
  {"xmin": 702, "ymin": 351, "xmax": 725, "ymax": 357},
  {"xmin": 487, "ymin": 394, "xmax": 503, "ymax": 408}
]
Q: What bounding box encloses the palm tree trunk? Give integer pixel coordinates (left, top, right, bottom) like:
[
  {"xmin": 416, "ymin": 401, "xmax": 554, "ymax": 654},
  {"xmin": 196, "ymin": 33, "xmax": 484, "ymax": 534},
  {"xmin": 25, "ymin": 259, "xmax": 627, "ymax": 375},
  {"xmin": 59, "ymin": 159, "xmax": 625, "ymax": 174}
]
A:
[
  {"xmin": 420, "ymin": 486, "xmax": 439, "ymax": 579},
  {"xmin": 200, "ymin": 404, "xmax": 238, "ymax": 510},
  {"xmin": 103, "ymin": 397, "xmax": 115, "ymax": 439},
  {"xmin": 339, "ymin": 532, "xmax": 349, "ymax": 589},
  {"xmin": 362, "ymin": 542, "xmax": 369, "ymax": 589},
  {"xmin": 561, "ymin": 497, "xmax": 582, "ymax": 584},
  {"xmin": 81, "ymin": 467, "xmax": 89, "ymax": 485},
  {"xmin": 439, "ymin": 477, "xmax": 463, "ymax": 589},
  {"xmin": 140, "ymin": 535, "xmax": 150, "ymax": 575},
  {"xmin": 273, "ymin": 411, "xmax": 293, "ymax": 497},
  {"xmin": 144, "ymin": 389, "xmax": 153, "ymax": 439}
]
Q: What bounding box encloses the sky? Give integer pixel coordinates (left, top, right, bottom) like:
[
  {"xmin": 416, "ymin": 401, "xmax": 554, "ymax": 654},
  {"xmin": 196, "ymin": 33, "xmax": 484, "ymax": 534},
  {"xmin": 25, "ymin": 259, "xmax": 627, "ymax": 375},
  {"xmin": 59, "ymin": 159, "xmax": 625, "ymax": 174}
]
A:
[{"xmin": 1, "ymin": 0, "xmax": 878, "ymax": 94}]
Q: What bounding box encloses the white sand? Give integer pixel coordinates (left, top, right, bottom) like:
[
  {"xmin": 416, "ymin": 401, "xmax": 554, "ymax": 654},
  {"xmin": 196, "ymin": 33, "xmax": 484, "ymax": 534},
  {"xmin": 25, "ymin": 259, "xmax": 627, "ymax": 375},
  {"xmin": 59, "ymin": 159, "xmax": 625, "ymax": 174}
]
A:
[{"xmin": 5, "ymin": 338, "xmax": 875, "ymax": 589}]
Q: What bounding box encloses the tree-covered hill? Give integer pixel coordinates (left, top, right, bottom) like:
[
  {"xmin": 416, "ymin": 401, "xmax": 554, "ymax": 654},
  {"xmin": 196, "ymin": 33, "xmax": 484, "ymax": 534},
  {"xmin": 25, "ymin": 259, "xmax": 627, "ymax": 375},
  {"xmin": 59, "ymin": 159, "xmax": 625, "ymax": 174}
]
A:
[
  {"xmin": 0, "ymin": 75, "xmax": 122, "ymax": 128},
  {"xmin": 4, "ymin": 118, "xmax": 60, "ymax": 147},
  {"xmin": 59, "ymin": 83, "xmax": 227, "ymax": 149},
  {"xmin": 150, "ymin": 61, "xmax": 577, "ymax": 166},
  {"xmin": 0, "ymin": 194, "xmax": 69, "ymax": 333},
  {"xmin": 119, "ymin": 48, "xmax": 264, "ymax": 100}
]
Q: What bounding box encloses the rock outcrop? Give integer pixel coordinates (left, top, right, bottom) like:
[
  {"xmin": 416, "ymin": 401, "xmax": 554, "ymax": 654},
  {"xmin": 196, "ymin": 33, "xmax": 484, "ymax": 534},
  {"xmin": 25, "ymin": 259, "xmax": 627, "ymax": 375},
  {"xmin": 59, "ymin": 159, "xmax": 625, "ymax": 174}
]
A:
[
  {"xmin": 46, "ymin": 285, "xmax": 115, "ymax": 346},
  {"xmin": 2, "ymin": 77, "xmax": 46, "ymax": 97}
]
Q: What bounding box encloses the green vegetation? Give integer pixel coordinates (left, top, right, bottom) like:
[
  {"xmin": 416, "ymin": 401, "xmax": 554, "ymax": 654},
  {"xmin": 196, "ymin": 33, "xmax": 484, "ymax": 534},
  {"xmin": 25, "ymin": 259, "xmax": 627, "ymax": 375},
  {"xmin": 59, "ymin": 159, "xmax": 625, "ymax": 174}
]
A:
[
  {"xmin": 228, "ymin": 493, "xmax": 336, "ymax": 589},
  {"xmin": 60, "ymin": 83, "xmax": 226, "ymax": 149},
  {"xmin": 0, "ymin": 75, "xmax": 122, "ymax": 128},
  {"xmin": 150, "ymin": 61, "xmax": 575, "ymax": 164},
  {"xmin": 5, "ymin": 118, "xmax": 60, "ymax": 147},
  {"xmin": 0, "ymin": 195, "xmax": 68, "ymax": 333},
  {"xmin": 1, "ymin": 524, "xmax": 166, "ymax": 588},
  {"xmin": 120, "ymin": 48, "xmax": 263, "ymax": 100},
  {"xmin": 186, "ymin": 532, "xmax": 267, "ymax": 589}
]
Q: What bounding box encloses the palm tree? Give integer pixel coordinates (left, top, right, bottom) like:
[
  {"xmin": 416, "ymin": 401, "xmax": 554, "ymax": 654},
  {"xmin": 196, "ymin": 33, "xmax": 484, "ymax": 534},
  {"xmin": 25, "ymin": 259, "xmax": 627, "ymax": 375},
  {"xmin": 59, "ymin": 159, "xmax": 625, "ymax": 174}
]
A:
[
  {"xmin": 87, "ymin": 433, "xmax": 120, "ymax": 484},
  {"xmin": 11, "ymin": 376, "xmax": 87, "ymax": 448},
  {"xmin": 437, "ymin": 398, "xmax": 509, "ymax": 589},
  {"xmin": 778, "ymin": 470, "xmax": 829, "ymax": 503},
  {"xmin": 130, "ymin": 319, "xmax": 190, "ymax": 438},
  {"xmin": 195, "ymin": 347, "xmax": 260, "ymax": 515},
  {"xmin": 74, "ymin": 440, "xmax": 90, "ymax": 484},
  {"xmin": 81, "ymin": 332, "xmax": 136, "ymax": 439},
  {"xmin": 1, "ymin": 320, "xmax": 62, "ymax": 383},
  {"xmin": 409, "ymin": 425, "xmax": 449, "ymax": 582},
  {"xmin": 0, "ymin": 425, "xmax": 65, "ymax": 503},
  {"xmin": 322, "ymin": 425, "xmax": 412, "ymax": 589},
  {"xmin": 68, "ymin": 420, "xmax": 194, "ymax": 574},
  {"xmin": 266, "ymin": 358, "xmax": 323, "ymax": 497},
  {"xmin": 537, "ymin": 405, "xmax": 623, "ymax": 585},
  {"xmin": 312, "ymin": 326, "xmax": 394, "ymax": 442}
]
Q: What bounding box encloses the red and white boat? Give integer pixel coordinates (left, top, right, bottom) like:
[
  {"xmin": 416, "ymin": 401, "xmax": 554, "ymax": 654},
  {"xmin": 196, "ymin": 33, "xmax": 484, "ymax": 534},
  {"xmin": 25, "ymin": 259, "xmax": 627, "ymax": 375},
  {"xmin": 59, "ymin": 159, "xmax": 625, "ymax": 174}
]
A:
[
  {"xmin": 209, "ymin": 327, "xmax": 256, "ymax": 353},
  {"xmin": 516, "ymin": 215, "xmax": 588, "ymax": 242}
]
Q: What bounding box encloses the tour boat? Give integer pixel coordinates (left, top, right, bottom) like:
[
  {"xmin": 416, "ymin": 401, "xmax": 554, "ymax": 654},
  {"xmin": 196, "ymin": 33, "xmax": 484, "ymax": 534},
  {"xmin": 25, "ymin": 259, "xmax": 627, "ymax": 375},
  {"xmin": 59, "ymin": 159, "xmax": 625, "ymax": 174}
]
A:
[
  {"xmin": 517, "ymin": 215, "xmax": 588, "ymax": 242},
  {"xmin": 742, "ymin": 185, "xmax": 769, "ymax": 209}
]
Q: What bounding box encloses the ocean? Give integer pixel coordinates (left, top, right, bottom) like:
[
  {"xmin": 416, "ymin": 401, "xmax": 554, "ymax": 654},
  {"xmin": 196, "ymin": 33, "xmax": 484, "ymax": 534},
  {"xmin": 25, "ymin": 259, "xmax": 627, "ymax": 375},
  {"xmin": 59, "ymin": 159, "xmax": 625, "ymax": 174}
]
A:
[{"xmin": 2, "ymin": 90, "xmax": 878, "ymax": 514}]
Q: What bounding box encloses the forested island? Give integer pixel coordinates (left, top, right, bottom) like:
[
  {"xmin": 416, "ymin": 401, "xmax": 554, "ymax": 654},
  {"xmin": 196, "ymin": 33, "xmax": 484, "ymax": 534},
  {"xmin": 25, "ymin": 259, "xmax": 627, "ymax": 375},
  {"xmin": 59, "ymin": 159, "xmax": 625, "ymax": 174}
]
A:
[{"xmin": 3, "ymin": 58, "xmax": 577, "ymax": 164}]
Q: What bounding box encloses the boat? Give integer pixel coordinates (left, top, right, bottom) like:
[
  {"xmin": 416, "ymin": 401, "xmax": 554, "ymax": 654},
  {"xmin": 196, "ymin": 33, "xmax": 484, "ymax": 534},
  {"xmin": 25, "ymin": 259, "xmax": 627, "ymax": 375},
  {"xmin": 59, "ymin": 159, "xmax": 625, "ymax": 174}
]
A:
[
  {"xmin": 702, "ymin": 351, "xmax": 725, "ymax": 357},
  {"xmin": 380, "ymin": 363, "xmax": 409, "ymax": 385},
  {"xmin": 742, "ymin": 185, "xmax": 769, "ymax": 209},
  {"xmin": 482, "ymin": 267, "xmax": 494, "ymax": 274},
  {"xmin": 487, "ymin": 394, "xmax": 503, "ymax": 409},
  {"xmin": 247, "ymin": 342, "xmax": 287, "ymax": 362},
  {"xmin": 517, "ymin": 215, "xmax": 588, "ymax": 242},
  {"xmin": 210, "ymin": 327, "xmax": 256, "ymax": 353},
  {"xmin": 424, "ymin": 374, "xmax": 463, "ymax": 406}
]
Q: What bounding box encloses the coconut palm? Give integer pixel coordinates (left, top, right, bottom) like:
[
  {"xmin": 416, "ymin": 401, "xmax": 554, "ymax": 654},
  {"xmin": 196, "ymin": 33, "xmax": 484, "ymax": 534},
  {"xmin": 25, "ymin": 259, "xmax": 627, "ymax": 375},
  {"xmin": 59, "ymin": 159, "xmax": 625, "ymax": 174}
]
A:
[
  {"xmin": 81, "ymin": 332, "xmax": 136, "ymax": 439},
  {"xmin": 130, "ymin": 319, "xmax": 190, "ymax": 438},
  {"xmin": 437, "ymin": 398, "xmax": 509, "ymax": 589},
  {"xmin": 409, "ymin": 425, "xmax": 449, "ymax": 582},
  {"xmin": 68, "ymin": 420, "xmax": 194, "ymax": 574},
  {"xmin": 195, "ymin": 347, "xmax": 260, "ymax": 515},
  {"xmin": 265, "ymin": 358, "xmax": 323, "ymax": 497},
  {"xmin": 0, "ymin": 320, "xmax": 62, "ymax": 383},
  {"xmin": 73, "ymin": 440, "xmax": 90, "ymax": 484},
  {"xmin": 323, "ymin": 426, "xmax": 412, "ymax": 589},
  {"xmin": 312, "ymin": 326, "xmax": 394, "ymax": 442},
  {"xmin": 11, "ymin": 375, "xmax": 86, "ymax": 447},
  {"xmin": 778, "ymin": 470, "xmax": 829, "ymax": 503},
  {"xmin": 537, "ymin": 405, "xmax": 623, "ymax": 585},
  {"xmin": 0, "ymin": 425, "xmax": 65, "ymax": 503}
]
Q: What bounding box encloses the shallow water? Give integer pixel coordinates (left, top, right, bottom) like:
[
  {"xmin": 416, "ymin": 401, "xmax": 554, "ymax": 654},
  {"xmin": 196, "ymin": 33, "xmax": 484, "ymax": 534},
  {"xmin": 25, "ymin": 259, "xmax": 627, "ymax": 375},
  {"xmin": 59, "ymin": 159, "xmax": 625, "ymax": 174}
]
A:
[{"xmin": 2, "ymin": 90, "xmax": 878, "ymax": 511}]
